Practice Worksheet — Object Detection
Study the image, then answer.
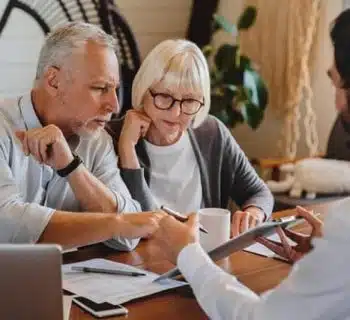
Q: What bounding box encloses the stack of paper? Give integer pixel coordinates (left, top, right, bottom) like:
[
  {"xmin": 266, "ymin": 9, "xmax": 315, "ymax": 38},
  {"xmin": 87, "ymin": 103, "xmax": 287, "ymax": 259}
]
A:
[
  {"xmin": 62, "ymin": 259, "xmax": 186, "ymax": 305},
  {"xmin": 62, "ymin": 296, "xmax": 73, "ymax": 320}
]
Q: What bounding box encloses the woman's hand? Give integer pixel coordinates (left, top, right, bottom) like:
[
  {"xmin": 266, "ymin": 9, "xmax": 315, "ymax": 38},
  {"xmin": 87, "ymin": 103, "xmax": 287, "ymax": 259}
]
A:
[
  {"xmin": 231, "ymin": 207, "xmax": 265, "ymax": 237},
  {"xmin": 256, "ymin": 206, "xmax": 324, "ymax": 263},
  {"xmin": 118, "ymin": 109, "xmax": 151, "ymax": 169}
]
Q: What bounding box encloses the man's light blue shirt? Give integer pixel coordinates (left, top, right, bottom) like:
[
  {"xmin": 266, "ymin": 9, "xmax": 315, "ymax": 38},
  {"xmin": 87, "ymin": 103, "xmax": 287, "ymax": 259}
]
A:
[{"xmin": 0, "ymin": 93, "xmax": 141, "ymax": 250}]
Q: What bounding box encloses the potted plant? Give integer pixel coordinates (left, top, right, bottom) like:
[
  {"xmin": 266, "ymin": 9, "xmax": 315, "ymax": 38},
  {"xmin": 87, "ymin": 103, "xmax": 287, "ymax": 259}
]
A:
[{"xmin": 203, "ymin": 6, "xmax": 268, "ymax": 130}]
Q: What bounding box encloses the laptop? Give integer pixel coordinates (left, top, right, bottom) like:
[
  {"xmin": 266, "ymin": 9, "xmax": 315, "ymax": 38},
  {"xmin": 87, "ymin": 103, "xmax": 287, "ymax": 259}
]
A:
[{"xmin": 0, "ymin": 244, "xmax": 63, "ymax": 320}]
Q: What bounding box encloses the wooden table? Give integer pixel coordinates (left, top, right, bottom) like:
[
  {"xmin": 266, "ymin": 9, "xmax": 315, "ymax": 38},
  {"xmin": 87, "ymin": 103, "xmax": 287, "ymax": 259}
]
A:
[{"xmin": 65, "ymin": 203, "xmax": 332, "ymax": 319}]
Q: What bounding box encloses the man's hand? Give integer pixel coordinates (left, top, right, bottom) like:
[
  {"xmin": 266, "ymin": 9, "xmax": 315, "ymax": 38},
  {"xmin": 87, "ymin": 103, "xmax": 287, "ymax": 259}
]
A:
[
  {"xmin": 153, "ymin": 213, "xmax": 199, "ymax": 264},
  {"xmin": 256, "ymin": 206, "xmax": 324, "ymax": 263},
  {"xmin": 231, "ymin": 207, "xmax": 265, "ymax": 237},
  {"xmin": 117, "ymin": 211, "xmax": 166, "ymax": 239},
  {"xmin": 15, "ymin": 125, "xmax": 73, "ymax": 170}
]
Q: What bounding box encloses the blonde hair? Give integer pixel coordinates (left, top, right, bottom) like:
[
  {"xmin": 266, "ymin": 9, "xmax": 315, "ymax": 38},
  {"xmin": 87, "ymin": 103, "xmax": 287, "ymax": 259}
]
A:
[{"xmin": 132, "ymin": 39, "xmax": 210, "ymax": 128}]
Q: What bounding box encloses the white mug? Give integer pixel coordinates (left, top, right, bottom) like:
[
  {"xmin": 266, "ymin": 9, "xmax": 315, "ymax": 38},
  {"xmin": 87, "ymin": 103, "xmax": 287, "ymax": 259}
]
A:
[{"xmin": 198, "ymin": 208, "xmax": 231, "ymax": 251}]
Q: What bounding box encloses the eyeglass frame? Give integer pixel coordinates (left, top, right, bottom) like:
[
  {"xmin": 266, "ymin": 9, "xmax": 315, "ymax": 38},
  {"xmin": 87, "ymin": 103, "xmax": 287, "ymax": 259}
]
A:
[{"xmin": 148, "ymin": 89, "xmax": 204, "ymax": 115}]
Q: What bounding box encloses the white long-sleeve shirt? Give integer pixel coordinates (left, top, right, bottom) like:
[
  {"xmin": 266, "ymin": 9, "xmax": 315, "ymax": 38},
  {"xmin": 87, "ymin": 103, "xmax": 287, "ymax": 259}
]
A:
[{"xmin": 178, "ymin": 198, "xmax": 350, "ymax": 320}]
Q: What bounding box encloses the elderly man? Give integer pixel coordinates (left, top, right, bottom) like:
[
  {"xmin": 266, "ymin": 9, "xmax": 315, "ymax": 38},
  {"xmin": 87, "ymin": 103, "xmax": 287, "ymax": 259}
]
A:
[{"xmin": 0, "ymin": 22, "xmax": 162, "ymax": 250}]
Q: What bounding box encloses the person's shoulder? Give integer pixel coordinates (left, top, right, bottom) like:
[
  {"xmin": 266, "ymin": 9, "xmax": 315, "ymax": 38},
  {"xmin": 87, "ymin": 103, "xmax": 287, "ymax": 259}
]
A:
[
  {"xmin": 193, "ymin": 114, "xmax": 235, "ymax": 143},
  {"xmin": 0, "ymin": 97, "xmax": 20, "ymax": 124},
  {"xmin": 0, "ymin": 98, "xmax": 20, "ymax": 134},
  {"xmin": 193, "ymin": 114, "xmax": 221, "ymax": 134},
  {"xmin": 0, "ymin": 98, "xmax": 21, "ymax": 153},
  {"xmin": 323, "ymin": 198, "xmax": 350, "ymax": 242}
]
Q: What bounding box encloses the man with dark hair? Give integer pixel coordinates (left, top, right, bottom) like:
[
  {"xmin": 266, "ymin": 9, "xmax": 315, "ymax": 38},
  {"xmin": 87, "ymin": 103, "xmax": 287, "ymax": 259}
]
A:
[
  {"xmin": 153, "ymin": 9, "xmax": 350, "ymax": 320},
  {"xmin": 325, "ymin": 9, "xmax": 350, "ymax": 161}
]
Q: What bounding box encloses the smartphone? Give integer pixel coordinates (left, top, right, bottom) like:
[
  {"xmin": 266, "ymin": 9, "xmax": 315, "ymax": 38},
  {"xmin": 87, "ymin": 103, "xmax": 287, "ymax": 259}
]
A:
[{"xmin": 72, "ymin": 296, "xmax": 128, "ymax": 318}]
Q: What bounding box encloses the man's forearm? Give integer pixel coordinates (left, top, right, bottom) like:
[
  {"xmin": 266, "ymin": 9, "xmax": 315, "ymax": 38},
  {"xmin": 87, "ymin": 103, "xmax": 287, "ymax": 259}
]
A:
[
  {"xmin": 67, "ymin": 165, "xmax": 118, "ymax": 212},
  {"xmin": 37, "ymin": 210, "xmax": 119, "ymax": 249}
]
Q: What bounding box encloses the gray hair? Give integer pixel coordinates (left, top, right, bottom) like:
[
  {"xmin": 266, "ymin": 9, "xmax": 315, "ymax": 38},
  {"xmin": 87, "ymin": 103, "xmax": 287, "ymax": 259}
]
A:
[{"xmin": 36, "ymin": 22, "xmax": 117, "ymax": 79}]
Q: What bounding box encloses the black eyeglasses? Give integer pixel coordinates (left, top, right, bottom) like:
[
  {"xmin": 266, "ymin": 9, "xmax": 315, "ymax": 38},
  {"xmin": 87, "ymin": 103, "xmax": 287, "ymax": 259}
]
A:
[{"xmin": 149, "ymin": 89, "xmax": 204, "ymax": 115}]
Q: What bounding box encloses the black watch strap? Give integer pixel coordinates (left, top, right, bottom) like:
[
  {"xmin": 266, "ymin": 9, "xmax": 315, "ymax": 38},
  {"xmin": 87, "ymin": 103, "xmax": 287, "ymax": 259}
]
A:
[{"xmin": 56, "ymin": 154, "xmax": 83, "ymax": 177}]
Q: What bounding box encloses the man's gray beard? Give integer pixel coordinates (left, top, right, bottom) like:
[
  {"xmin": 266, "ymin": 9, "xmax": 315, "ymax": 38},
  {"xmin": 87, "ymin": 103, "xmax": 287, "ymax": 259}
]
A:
[{"xmin": 75, "ymin": 126, "xmax": 101, "ymax": 140}]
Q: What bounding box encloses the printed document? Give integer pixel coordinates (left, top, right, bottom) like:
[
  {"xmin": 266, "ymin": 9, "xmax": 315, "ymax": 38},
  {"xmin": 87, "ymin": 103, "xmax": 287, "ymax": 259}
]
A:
[{"xmin": 62, "ymin": 259, "xmax": 186, "ymax": 305}]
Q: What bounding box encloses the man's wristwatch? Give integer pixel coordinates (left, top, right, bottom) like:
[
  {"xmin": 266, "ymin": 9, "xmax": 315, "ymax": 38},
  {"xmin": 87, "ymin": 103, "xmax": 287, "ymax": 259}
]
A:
[{"xmin": 56, "ymin": 154, "xmax": 83, "ymax": 177}]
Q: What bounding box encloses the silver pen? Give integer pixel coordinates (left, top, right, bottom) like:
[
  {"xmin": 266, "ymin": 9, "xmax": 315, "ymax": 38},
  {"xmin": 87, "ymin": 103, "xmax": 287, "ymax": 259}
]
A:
[
  {"xmin": 160, "ymin": 205, "xmax": 209, "ymax": 234},
  {"xmin": 71, "ymin": 266, "xmax": 146, "ymax": 277}
]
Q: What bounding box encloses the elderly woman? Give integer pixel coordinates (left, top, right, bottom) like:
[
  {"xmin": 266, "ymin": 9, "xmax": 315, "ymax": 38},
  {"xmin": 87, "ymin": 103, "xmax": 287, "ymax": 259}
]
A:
[{"xmin": 107, "ymin": 39, "xmax": 273, "ymax": 235}]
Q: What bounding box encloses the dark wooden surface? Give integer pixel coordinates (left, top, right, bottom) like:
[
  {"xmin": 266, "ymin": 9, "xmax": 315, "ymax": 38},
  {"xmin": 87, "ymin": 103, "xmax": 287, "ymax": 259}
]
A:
[{"xmin": 66, "ymin": 202, "xmax": 333, "ymax": 319}]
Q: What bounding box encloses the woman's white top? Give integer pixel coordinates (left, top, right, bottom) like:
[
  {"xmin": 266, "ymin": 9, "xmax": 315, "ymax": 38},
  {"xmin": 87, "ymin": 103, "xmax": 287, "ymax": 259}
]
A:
[{"xmin": 144, "ymin": 132, "xmax": 202, "ymax": 214}]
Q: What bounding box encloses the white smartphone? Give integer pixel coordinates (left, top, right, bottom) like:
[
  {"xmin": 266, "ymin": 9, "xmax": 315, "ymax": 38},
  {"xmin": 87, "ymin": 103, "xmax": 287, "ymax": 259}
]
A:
[{"xmin": 72, "ymin": 296, "xmax": 128, "ymax": 318}]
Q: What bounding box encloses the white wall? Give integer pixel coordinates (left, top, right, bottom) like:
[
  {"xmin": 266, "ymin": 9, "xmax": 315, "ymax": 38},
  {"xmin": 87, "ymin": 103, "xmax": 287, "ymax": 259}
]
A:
[
  {"xmin": 0, "ymin": 6, "xmax": 45, "ymax": 99},
  {"xmin": 0, "ymin": 0, "xmax": 193, "ymax": 99},
  {"xmin": 216, "ymin": 0, "xmax": 343, "ymax": 158},
  {"xmin": 116, "ymin": 0, "xmax": 193, "ymax": 58}
]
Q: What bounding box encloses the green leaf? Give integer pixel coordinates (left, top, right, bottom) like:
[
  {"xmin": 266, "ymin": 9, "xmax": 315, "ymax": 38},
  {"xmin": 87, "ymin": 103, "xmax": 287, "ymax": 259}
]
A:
[
  {"xmin": 239, "ymin": 54, "xmax": 251, "ymax": 69},
  {"xmin": 213, "ymin": 14, "xmax": 238, "ymax": 35},
  {"xmin": 202, "ymin": 44, "xmax": 214, "ymax": 58},
  {"xmin": 214, "ymin": 44, "xmax": 237, "ymax": 71},
  {"xmin": 237, "ymin": 6, "xmax": 257, "ymax": 30},
  {"xmin": 222, "ymin": 65, "xmax": 244, "ymax": 86},
  {"xmin": 225, "ymin": 84, "xmax": 238, "ymax": 93},
  {"xmin": 243, "ymin": 69, "xmax": 268, "ymax": 109},
  {"xmin": 249, "ymin": 69, "xmax": 269, "ymax": 110},
  {"xmin": 240, "ymin": 102, "xmax": 264, "ymax": 129}
]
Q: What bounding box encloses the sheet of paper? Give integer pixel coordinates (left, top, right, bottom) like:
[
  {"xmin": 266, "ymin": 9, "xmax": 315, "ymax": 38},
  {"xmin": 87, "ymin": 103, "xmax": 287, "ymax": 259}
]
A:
[
  {"xmin": 244, "ymin": 232, "xmax": 296, "ymax": 259},
  {"xmin": 62, "ymin": 259, "xmax": 186, "ymax": 305},
  {"xmin": 62, "ymin": 247, "xmax": 78, "ymax": 254},
  {"xmin": 63, "ymin": 295, "xmax": 73, "ymax": 320}
]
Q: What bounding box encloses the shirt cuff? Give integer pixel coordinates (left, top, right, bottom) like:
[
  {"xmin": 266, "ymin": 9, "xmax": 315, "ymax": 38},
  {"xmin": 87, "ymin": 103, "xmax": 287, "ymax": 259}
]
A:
[
  {"xmin": 12, "ymin": 204, "xmax": 55, "ymax": 243},
  {"xmin": 113, "ymin": 191, "xmax": 141, "ymax": 213},
  {"xmin": 177, "ymin": 242, "xmax": 220, "ymax": 284}
]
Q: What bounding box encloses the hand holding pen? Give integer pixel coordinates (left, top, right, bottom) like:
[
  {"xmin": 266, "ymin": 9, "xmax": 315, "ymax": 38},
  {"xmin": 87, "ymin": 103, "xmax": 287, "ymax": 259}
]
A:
[{"xmin": 160, "ymin": 205, "xmax": 209, "ymax": 234}]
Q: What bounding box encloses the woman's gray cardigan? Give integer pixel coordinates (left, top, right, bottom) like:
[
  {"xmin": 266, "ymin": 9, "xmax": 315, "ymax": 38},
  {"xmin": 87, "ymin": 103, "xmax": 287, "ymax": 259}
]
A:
[{"xmin": 107, "ymin": 115, "xmax": 274, "ymax": 217}]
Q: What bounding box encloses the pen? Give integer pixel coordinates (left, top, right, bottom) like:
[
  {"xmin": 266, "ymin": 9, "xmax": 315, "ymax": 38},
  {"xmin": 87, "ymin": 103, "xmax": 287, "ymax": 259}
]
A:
[
  {"xmin": 272, "ymin": 215, "xmax": 301, "ymax": 223},
  {"xmin": 160, "ymin": 205, "xmax": 209, "ymax": 234},
  {"xmin": 71, "ymin": 266, "xmax": 146, "ymax": 277},
  {"xmin": 272, "ymin": 212, "xmax": 321, "ymax": 226}
]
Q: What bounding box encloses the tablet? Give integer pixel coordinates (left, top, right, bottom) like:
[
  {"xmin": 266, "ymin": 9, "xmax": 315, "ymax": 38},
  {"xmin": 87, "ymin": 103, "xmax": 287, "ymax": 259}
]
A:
[{"xmin": 154, "ymin": 217, "xmax": 302, "ymax": 282}]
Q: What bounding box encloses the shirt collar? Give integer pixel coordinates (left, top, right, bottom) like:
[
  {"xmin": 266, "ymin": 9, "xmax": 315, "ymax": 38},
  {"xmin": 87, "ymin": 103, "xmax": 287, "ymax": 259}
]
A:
[
  {"xmin": 18, "ymin": 92, "xmax": 81, "ymax": 151},
  {"xmin": 18, "ymin": 92, "xmax": 43, "ymax": 130}
]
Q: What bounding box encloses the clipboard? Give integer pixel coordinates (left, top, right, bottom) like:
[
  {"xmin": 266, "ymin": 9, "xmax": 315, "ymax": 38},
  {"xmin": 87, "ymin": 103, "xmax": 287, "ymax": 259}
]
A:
[{"xmin": 153, "ymin": 217, "xmax": 302, "ymax": 282}]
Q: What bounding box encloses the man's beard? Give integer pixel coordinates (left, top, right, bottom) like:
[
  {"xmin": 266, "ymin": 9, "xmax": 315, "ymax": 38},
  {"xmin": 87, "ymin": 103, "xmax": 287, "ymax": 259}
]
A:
[{"xmin": 73, "ymin": 122, "xmax": 102, "ymax": 140}]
